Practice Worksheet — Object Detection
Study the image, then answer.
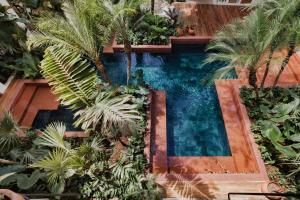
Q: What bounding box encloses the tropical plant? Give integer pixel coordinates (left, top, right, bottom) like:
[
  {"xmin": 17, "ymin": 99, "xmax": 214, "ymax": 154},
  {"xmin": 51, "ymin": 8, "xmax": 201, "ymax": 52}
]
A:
[
  {"xmin": 34, "ymin": 122, "xmax": 70, "ymax": 150},
  {"xmin": 0, "ymin": 169, "xmax": 45, "ymax": 190},
  {"xmin": 252, "ymin": 0, "xmax": 300, "ymax": 87},
  {"xmin": 101, "ymin": 0, "xmax": 141, "ymax": 85},
  {"xmin": 27, "ymin": 0, "xmax": 112, "ymax": 83},
  {"xmin": 240, "ymin": 86, "xmax": 300, "ymax": 191},
  {"xmin": 205, "ymin": 8, "xmax": 279, "ymax": 99},
  {"xmin": 4, "ymin": 53, "xmax": 40, "ymax": 79},
  {"xmin": 31, "ymin": 123, "xmax": 83, "ymax": 193},
  {"xmin": 74, "ymin": 90, "xmax": 142, "ymax": 136},
  {"xmin": 40, "ymin": 46, "xmax": 98, "ymax": 110},
  {"xmin": 127, "ymin": 12, "xmax": 176, "ymax": 45},
  {"xmin": 0, "ymin": 112, "xmax": 21, "ymax": 152},
  {"xmin": 0, "ymin": 5, "xmax": 27, "ymax": 55}
]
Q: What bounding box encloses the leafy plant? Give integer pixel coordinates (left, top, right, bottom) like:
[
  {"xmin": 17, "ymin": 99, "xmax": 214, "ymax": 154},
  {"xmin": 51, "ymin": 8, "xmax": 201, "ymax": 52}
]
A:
[
  {"xmin": 40, "ymin": 46, "xmax": 98, "ymax": 110},
  {"xmin": 126, "ymin": 12, "xmax": 176, "ymax": 45},
  {"xmin": 31, "ymin": 148, "xmax": 73, "ymax": 193},
  {"xmin": 74, "ymin": 90, "xmax": 142, "ymax": 135},
  {"xmin": 0, "ymin": 112, "xmax": 21, "ymax": 152},
  {"xmin": 27, "ymin": 0, "xmax": 112, "ymax": 83},
  {"xmin": 240, "ymin": 86, "xmax": 300, "ymax": 191},
  {"xmin": 0, "ymin": 170, "xmax": 45, "ymax": 190}
]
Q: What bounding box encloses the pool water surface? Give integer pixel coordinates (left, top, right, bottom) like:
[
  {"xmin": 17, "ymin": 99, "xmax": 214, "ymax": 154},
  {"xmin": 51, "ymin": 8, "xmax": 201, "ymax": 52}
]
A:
[{"xmin": 104, "ymin": 45, "xmax": 232, "ymax": 156}]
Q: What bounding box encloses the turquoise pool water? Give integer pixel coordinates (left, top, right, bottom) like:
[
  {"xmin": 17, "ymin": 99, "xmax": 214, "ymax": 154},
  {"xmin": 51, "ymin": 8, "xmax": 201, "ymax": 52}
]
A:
[{"xmin": 104, "ymin": 45, "xmax": 232, "ymax": 156}]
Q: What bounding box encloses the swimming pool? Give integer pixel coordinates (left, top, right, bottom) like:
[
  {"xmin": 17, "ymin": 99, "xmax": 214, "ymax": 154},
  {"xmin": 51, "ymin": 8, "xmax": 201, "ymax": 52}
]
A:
[{"xmin": 104, "ymin": 45, "xmax": 232, "ymax": 156}]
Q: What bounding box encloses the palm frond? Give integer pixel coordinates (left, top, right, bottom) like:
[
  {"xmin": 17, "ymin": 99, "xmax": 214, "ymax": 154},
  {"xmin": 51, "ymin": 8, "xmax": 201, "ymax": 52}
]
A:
[
  {"xmin": 0, "ymin": 112, "xmax": 20, "ymax": 152},
  {"xmin": 205, "ymin": 7, "xmax": 278, "ymax": 81},
  {"xmin": 34, "ymin": 122, "xmax": 69, "ymax": 151},
  {"xmin": 40, "ymin": 46, "xmax": 98, "ymax": 110},
  {"xmin": 31, "ymin": 148, "xmax": 73, "ymax": 193},
  {"xmin": 74, "ymin": 91, "xmax": 142, "ymax": 134}
]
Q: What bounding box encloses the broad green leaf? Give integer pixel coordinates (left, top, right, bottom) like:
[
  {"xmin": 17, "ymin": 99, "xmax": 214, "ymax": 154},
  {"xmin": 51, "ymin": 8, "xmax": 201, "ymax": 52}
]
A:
[
  {"xmin": 0, "ymin": 165, "xmax": 25, "ymax": 176},
  {"xmin": 273, "ymin": 143, "xmax": 297, "ymax": 157},
  {"xmin": 16, "ymin": 170, "xmax": 44, "ymax": 190},
  {"xmin": 289, "ymin": 134, "xmax": 300, "ymax": 142}
]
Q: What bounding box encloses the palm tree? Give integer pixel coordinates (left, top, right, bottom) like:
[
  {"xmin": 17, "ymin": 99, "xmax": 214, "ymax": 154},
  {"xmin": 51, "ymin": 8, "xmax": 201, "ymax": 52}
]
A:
[
  {"xmin": 101, "ymin": 0, "xmax": 140, "ymax": 85},
  {"xmin": 255, "ymin": 0, "xmax": 300, "ymax": 87},
  {"xmin": 27, "ymin": 0, "xmax": 112, "ymax": 84},
  {"xmin": 205, "ymin": 8, "xmax": 277, "ymax": 99}
]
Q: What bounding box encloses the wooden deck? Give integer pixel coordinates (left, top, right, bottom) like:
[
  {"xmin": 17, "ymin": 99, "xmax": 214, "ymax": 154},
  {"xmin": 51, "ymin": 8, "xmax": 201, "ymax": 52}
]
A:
[{"xmin": 174, "ymin": 2, "xmax": 249, "ymax": 37}]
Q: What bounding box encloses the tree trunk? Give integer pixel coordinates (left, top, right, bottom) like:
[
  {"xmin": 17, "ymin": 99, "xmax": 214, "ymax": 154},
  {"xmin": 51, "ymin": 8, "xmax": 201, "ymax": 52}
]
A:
[
  {"xmin": 260, "ymin": 46, "xmax": 275, "ymax": 88},
  {"xmin": 124, "ymin": 41, "xmax": 132, "ymax": 85},
  {"xmin": 273, "ymin": 34, "xmax": 296, "ymax": 87},
  {"xmin": 95, "ymin": 55, "xmax": 111, "ymax": 84},
  {"xmin": 151, "ymin": 0, "xmax": 155, "ymax": 14},
  {"xmin": 249, "ymin": 68, "xmax": 259, "ymax": 101}
]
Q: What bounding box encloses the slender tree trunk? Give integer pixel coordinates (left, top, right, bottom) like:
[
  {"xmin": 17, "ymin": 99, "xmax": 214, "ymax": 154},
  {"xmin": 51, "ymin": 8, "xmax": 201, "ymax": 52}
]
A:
[
  {"xmin": 95, "ymin": 55, "xmax": 111, "ymax": 84},
  {"xmin": 124, "ymin": 40, "xmax": 132, "ymax": 85},
  {"xmin": 273, "ymin": 34, "xmax": 297, "ymax": 87},
  {"xmin": 260, "ymin": 46, "xmax": 275, "ymax": 89},
  {"xmin": 151, "ymin": 0, "xmax": 155, "ymax": 14},
  {"xmin": 249, "ymin": 68, "xmax": 259, "ymax": 101}
]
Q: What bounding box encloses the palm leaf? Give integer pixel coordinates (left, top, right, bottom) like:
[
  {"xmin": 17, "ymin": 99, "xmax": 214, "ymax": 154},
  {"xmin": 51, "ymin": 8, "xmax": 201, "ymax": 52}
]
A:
[
  {"xmin": 31, "ymin": 148, "xmax": 73, "ymax": 193},
  {"xmin": 40, "ymin": 46, "xmax": 98, "ymax": 110},
  {"xmin": 74, "ymin": 91, "xmax": 142, "ymax": 134},
  {"xmin": 0, "ymin": 112, "xmax": 20, "ymax": 152},
  {"xmin": 34, "ymin": 122, "xmax": 69, "ymax": 151}
]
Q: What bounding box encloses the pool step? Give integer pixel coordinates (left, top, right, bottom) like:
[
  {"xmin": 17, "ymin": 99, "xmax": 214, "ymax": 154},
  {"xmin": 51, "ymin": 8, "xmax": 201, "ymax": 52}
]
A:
[{"xmin": 11, "ymin": 85, "xmax": 38, "ymax": 123}]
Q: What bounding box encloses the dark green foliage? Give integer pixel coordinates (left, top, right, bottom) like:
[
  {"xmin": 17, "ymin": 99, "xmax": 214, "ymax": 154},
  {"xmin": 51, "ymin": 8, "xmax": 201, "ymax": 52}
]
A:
[
  {"xmin": 0, "ymin": 5, "xmax": 41, "ymax": 82},
  {"xmin": 118, "ymin": 12, "xmax": 176, "ymax": 45},
  {"xmin": 240, "ymin": 86, "xmax": 300, "ymax": 192}
]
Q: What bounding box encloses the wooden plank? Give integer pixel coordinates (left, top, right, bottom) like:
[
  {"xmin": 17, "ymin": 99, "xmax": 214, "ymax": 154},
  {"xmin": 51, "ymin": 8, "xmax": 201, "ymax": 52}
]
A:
[{"xmin": 174, "ymin": 3, "xmax": 248, "ymax": 37}]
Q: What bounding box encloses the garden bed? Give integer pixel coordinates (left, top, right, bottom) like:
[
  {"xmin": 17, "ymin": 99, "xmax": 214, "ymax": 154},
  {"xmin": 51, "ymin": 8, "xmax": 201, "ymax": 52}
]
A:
[{"xmin": 240, "ymin": 85, "xmax": 300, "ymax": 192}]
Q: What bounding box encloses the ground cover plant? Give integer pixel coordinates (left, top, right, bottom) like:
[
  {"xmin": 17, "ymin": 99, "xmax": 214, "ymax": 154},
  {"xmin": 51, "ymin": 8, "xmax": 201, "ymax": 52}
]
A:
[{"xmin": 240, "ymin": 86, "xmax": 300, "ymax": 192}]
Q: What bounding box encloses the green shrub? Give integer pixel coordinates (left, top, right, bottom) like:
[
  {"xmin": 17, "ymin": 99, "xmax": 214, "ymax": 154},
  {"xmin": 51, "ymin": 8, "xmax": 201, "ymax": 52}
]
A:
[{"xmin": 240, "ymin": 86, "xmax": 300, "ymax": 192}]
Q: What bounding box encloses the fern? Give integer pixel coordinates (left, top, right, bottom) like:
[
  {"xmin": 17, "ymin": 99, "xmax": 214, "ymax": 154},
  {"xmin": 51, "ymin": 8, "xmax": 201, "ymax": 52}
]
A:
[{"xmin": 40, "ymin": 46, "xmax": 98, "ymax": 110}]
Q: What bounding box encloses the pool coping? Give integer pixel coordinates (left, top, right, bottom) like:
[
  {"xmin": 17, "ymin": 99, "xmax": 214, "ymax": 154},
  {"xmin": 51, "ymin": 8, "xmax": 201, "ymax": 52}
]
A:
[{"xmin": 152, "ymin": 79, "xmax": 269, "ymax": 182}]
